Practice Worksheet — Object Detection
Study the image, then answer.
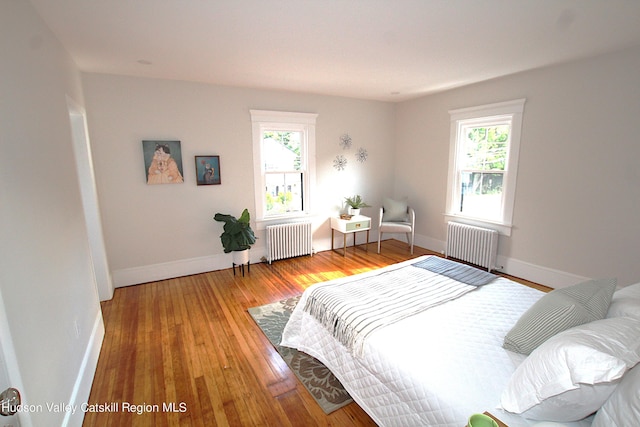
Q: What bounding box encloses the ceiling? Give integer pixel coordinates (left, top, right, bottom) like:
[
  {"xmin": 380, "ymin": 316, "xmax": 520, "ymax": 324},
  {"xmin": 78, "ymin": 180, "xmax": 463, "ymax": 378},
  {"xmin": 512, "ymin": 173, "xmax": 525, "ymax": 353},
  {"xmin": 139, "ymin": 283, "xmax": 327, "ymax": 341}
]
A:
[{"xmin": 29, "ymin": 0, "xmax": 640, "ymax": 102}]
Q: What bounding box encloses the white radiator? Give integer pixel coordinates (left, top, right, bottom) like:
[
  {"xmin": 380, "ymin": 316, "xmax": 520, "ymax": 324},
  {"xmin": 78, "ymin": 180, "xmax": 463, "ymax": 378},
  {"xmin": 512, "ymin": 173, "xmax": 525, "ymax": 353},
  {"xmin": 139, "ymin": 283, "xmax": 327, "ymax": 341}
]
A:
[
  {"xmin": 266, "ymin": 222, "xmax": 313, "ymax": 264},
  {"xmin": 446, "ymin": 222, "xmax": 498, "ymax": 272}
]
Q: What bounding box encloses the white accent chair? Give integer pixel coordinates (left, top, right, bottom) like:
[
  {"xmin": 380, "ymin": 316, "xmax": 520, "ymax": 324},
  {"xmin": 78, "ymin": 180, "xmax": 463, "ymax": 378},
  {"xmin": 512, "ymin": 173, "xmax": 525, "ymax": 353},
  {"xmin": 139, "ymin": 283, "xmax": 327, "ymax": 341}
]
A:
[{"xmin": 377, "ymin": 198, "xmax": 415, "ymax": 254}]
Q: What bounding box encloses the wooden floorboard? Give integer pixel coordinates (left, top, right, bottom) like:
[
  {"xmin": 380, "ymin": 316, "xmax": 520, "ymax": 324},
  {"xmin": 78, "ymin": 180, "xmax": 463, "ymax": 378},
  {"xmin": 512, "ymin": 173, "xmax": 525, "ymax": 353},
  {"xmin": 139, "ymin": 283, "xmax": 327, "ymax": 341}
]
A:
[{"xmin": 84, "ymin": 240, "xmax": 544, "ymax": 426}]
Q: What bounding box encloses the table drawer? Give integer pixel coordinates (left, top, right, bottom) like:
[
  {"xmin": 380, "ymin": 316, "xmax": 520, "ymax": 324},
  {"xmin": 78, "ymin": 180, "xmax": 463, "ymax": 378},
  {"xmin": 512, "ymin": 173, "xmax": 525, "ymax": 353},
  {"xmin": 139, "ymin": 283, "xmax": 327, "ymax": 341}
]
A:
[{"xmin": 345, "ymin": 219, "xmax": 370, "ymax": 231}]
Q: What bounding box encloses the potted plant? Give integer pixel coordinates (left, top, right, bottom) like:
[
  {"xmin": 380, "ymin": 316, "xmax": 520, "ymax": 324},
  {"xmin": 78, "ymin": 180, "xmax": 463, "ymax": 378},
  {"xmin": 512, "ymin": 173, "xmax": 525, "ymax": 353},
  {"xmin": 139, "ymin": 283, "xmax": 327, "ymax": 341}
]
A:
[
  {"xmin": 344, "ymin": 195, "xmax": 371, "ymax": 216},
  {"xmin": 214, "ymin": 208, "xmax": 257, "ymax": 266}
]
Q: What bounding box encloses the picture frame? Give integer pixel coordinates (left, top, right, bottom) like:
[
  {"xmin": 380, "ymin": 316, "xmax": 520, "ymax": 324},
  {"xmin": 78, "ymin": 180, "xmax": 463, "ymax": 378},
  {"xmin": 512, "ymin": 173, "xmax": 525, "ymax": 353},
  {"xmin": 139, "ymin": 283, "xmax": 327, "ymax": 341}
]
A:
[
  {"xmin": 142, "ymin": 140, "xmax": 184, "ymax": 185},
  {"xmin": 195, "ymin": 155, "xmax": 221, "ymax": 185}
]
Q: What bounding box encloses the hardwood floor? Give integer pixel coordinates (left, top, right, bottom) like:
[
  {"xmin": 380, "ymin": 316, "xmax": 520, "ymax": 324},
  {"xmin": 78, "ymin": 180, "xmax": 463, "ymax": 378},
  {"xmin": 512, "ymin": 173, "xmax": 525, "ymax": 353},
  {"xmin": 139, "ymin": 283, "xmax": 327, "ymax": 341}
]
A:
[{"xmin": 84, "ymin": 241, "xmax": 544, "ymax": 426}]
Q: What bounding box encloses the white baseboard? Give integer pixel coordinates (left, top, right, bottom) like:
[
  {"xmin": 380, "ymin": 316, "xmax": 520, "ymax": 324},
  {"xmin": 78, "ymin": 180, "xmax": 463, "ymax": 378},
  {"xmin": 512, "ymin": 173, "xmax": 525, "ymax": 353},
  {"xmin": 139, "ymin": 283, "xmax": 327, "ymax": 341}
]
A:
[
  {"xmin": 496, "ymin": 256, "xmax": 588, "ymax": 289},
  {"xmin": 112, "ymin": 233, "xmax": 587, "ymax": 290},
  {"xmin": 415, "ymin": 234, "xmax": 587, "ymax": 289},
  {"xmin": 64, "ymin": 310, "xmax": 105, "ymax": 426},
  {"xmin": 414, "ymin": 234, "xmax": 445, "ymax": 255},
  {"xmin": 112, "ymin": 249, "xmax": 268, "ymax": 287}
]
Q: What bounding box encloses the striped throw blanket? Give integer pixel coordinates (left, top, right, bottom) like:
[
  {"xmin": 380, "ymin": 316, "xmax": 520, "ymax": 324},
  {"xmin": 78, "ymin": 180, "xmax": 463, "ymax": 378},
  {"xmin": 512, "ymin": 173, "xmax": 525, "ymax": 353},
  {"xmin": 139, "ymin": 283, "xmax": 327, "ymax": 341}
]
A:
[
  {"xmin": 303, "ymin": 260, "xmax": 477, "ymax": 357},
  {"xmin": 413, "ymin": 256, "xmax": 496, "ymax": 286}
]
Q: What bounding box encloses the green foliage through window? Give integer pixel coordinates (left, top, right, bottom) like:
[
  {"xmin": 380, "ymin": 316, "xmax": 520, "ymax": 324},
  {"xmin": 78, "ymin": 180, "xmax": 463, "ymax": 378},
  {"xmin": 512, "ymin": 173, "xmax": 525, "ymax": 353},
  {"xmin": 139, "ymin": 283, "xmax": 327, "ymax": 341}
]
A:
[{"xmin": 463, "ymin": 125, "xmax": 509, "ymax": 171}]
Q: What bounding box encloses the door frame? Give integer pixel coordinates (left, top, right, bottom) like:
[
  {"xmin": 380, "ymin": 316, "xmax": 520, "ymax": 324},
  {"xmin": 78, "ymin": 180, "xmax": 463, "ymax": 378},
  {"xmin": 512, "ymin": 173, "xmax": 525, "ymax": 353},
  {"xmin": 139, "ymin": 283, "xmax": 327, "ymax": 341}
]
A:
[
  {"xmin": 0, "ymin": 286, "xmax": 29, "ymax": 427},
  {"xmin": 67, "ymin": 96, "xmax": 114, "ymax": 301}
]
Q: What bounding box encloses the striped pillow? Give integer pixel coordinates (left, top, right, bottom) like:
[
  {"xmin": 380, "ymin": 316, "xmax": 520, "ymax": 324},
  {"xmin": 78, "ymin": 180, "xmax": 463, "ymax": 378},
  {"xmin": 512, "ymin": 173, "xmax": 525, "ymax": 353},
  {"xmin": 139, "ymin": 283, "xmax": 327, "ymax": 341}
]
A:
[{"xmin": 503, "ymin": 278, "xmax": 617, "ymax": 355}]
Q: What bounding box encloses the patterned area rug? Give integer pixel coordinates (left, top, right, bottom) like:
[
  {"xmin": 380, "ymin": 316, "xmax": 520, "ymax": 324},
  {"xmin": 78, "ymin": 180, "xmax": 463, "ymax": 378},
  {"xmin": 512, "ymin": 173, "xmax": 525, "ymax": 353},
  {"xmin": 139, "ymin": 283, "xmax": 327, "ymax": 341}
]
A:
[{"xmin": 248, "ymin": 296, "xmax": 353, "ymax": 414}]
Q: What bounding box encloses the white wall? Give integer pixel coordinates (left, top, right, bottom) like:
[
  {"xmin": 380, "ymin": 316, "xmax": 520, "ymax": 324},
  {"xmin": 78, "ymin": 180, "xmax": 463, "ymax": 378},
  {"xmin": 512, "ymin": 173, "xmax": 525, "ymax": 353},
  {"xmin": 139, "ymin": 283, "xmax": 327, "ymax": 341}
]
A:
[
  {"xmin": 395, "ymin": 46, "xmax": 640, "ymax": 287},
  {"xmin": 0, "ymin": 1, "xmax": 104, "ymax": 425},
  {"xmin": 81, "ymin": 74, "xmax": 396, "ymax": 286},
  {"xmin": 80, "ymin": 34, "xmax": 640, "ymax": 290}
]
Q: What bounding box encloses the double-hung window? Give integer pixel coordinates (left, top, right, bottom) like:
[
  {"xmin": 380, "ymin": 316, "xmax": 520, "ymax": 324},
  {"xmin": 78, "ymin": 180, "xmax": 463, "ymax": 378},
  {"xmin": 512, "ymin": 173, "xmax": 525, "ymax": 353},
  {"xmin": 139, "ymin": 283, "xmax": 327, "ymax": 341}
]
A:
[
  {"xmin": 445, "ymin": 99, "xmax": 525, "ymax": 235},
  {"xmin": 250, "ymin": 110, "xmax": 317, "ymax": 226}
]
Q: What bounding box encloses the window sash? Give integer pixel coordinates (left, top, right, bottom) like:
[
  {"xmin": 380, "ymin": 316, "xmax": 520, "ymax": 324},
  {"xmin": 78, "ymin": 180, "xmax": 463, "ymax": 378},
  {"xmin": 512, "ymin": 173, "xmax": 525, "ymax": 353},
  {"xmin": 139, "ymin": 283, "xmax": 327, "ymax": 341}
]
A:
[
  {"xmin": 459, "ymin": 124, "xmax": 510, "ymax": 172},
  {"xmin": 260, "ymin": 127, "xmax": 307, "ymax": 218},
  {"xmin": 262, "ymin": 129, "xmax": 305, "ymax": 173},
  {"xmin": 264, "ymin": 171, "xmax": 304, "ymax": 215},
  {"xmin": 453, "ymin": 119, "xmax": 512, "ymax": 223}
]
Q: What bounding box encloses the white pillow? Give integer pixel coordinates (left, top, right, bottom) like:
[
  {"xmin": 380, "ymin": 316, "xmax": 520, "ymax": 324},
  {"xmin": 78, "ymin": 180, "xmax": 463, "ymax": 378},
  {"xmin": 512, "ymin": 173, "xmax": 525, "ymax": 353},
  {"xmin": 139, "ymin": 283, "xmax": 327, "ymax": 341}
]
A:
[
  {"xmin": 607, "ymin": 282, "xmax": 640, "ymax": 319},
  {"xmin": 592, "ymin": 362, "xmax": 640, "ymax": 427},
  {"xmin": 501, "ymin": 316, "xmax": 640, "ymax": 422},
  {"xmin": 382, "ymin": 197, "xmax": 408, "ymax": 222}
]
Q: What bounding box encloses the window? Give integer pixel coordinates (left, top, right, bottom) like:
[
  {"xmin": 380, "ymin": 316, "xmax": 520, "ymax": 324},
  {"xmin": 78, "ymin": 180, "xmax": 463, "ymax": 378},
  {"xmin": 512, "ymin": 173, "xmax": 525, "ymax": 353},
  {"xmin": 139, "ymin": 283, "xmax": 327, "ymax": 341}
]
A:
[
  {"xmin": 445, "ymin": 99, "xmax": 525, "ymax": 235},
  {"xmin": 250, "ymin": 110, "xmax": 317, "ymax": 226}
]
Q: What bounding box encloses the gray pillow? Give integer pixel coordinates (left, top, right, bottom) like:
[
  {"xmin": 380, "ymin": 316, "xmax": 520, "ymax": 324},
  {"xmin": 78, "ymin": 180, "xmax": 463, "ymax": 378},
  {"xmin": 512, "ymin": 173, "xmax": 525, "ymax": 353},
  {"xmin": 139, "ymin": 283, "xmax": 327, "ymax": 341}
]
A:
[
  {"xmin": 382, "ymin": 197, "xmax": 408, "ymax": 222},
  {"xmin": 503, "ymin": 278, "xmax": 617, "ymax": 355}
]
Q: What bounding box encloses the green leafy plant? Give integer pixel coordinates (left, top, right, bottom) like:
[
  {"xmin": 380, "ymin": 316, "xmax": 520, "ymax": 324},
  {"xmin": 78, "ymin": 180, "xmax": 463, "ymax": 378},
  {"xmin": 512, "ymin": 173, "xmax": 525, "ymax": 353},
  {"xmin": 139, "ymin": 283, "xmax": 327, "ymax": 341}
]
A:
[
  {"xmin": 344, "ymin": 195, "xmax": 371, "ymax": 209},
  {"xmin": 213, "ymin": 209, "xmax": 257, "ymax": 253}
]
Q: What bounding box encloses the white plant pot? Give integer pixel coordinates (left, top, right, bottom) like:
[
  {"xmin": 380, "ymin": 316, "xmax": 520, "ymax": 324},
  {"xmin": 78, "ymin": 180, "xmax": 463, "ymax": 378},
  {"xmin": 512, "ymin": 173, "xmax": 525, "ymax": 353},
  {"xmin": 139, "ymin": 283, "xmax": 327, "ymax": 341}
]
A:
[
  {"xmin": 348, "ymin": 207, "xmax": 360, "ymax": 216},
  {"xmin": 232, "ymin": 249, "xmax": 250, "ymax": 265}
]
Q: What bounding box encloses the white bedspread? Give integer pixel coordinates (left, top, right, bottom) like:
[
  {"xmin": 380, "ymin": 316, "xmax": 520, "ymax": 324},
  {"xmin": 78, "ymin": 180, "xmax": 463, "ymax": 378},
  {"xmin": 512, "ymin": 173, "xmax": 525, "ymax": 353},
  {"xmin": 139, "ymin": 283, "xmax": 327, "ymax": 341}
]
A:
[
  {"xmin": 303, "ymin": 260, "xmax": 475, "ymax": 357},
  {"xmin": 281, "ymin": 257, "xmax": 593, "ymax": 427}
]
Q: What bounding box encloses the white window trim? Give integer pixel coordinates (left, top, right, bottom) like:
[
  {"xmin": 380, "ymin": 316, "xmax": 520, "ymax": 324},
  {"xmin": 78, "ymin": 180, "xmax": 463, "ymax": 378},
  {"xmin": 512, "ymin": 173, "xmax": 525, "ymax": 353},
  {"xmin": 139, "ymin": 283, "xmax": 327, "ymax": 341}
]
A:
[
  {"xmin": 250, "ymin": 109, "xmax": 318, "ymax": 230},
  {"xmin": 444, "ymin": 99, "xmax": 525, "ymax": 236}
]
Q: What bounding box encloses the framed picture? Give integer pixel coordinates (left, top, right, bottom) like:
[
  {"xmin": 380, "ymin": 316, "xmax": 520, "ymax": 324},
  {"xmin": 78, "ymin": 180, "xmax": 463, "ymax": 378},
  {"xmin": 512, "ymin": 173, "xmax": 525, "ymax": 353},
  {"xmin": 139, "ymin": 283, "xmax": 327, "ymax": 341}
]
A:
[
  {"xmin": 195, "ymin": 155, "xmax": 221, "ymax": 185},
  {"xmin": 142, "ymin": 140, "xmax": 184, "ymax": 184}
]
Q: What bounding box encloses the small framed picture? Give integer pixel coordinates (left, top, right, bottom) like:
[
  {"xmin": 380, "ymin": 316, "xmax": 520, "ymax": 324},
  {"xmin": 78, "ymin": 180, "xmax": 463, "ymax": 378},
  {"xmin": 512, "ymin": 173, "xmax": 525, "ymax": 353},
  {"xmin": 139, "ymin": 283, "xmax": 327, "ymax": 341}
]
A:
[
  {"xmin": 142, "ymin": 140, "xmax": 184, "ymax": 185},
  {"xmin": 195, "ymin": 156, "xmax": 221, "ymax": 185}
]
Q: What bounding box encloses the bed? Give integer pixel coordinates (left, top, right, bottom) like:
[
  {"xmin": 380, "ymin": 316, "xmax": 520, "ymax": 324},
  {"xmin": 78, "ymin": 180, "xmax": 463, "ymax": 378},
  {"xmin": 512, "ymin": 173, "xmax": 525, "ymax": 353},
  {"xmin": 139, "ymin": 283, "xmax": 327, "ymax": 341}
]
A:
[{"xmin": 281, "ymin": 255, "xmax": 640, "ymax": 427}]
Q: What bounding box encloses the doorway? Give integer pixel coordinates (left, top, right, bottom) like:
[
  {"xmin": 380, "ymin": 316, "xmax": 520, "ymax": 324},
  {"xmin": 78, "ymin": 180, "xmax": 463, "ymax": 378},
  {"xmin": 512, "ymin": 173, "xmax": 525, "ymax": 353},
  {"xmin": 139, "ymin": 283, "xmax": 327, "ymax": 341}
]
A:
[{"xmin": 67, "ymin": 96, "xmax": 113, "ymax": 301}]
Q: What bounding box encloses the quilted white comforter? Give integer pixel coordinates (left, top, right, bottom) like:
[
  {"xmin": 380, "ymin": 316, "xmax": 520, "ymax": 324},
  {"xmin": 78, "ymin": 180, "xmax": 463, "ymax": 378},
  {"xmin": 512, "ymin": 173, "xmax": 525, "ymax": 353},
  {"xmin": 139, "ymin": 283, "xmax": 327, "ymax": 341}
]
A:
[{"xmin": 281, "ymin": 257, "xmax": 593, "ymax": 427}]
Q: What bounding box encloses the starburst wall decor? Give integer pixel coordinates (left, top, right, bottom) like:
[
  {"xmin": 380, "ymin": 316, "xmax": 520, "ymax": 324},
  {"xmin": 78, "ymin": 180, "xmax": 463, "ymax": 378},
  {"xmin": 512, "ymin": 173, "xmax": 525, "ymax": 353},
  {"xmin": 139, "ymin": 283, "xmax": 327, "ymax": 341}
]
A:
[
  {"xmin": 333, "ymin": 155, "xmax": 347, "ymax": 171},
  {"xmin": 356, "ymin": 147, "xmax": 368, "ymax": 163},
  {"xmin": 339, "ymin": 134, "xmax": 352, "ymax": 150}
]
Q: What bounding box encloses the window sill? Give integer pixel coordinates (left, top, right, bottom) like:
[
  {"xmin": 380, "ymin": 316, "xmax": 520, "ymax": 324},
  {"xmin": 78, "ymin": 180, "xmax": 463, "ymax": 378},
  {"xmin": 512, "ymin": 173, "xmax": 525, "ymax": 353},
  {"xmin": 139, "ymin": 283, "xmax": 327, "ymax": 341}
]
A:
[
  {"xmin": 443, "ymin": 213, "xmax": 512, "ymax": 236},
  {"xmin": 255, "ymin": 213, "xmax": 316, "ymax": 231}
]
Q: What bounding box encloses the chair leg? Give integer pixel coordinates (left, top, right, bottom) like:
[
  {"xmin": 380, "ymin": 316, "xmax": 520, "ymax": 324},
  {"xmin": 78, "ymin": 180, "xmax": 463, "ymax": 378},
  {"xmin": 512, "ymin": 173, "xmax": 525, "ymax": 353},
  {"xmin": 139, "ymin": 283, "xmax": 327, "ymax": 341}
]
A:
[
  {"xmin": 406, "ymin": 232, "xmax": 414, "ymax": 254},
  {"xmin": 377, "ymin": 231, "xmax": 382, "ymax": 253}
]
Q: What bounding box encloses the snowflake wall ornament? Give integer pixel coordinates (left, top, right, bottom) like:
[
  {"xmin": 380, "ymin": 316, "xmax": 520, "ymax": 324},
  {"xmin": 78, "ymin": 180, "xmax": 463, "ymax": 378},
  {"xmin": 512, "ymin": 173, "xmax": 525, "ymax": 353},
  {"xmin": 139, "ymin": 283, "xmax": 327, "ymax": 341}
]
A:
[
  {"xmin": 356, "ymin": 147, "xmax": 368, "ymax": 163},
  {"xmin": 333, "ymin": 155, "xmax": 347, "ymax": 171},
  {"xmin": 339, "ymin": 134, "xmax": 352, "ymax": 150}
]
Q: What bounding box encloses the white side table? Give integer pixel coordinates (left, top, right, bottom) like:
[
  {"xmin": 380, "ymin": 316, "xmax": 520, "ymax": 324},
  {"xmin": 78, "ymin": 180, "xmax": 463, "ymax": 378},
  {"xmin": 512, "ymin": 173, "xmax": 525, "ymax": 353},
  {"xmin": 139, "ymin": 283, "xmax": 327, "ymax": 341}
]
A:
[{"xmin": 330, "ymin": 215, "xmax": 371, "ymax": 257}]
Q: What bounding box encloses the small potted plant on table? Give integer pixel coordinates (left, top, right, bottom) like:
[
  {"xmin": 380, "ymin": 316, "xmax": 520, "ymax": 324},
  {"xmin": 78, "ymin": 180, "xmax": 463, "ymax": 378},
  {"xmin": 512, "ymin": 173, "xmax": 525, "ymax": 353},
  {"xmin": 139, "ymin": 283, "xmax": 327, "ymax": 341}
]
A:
[
  {"xmin": 214, "ymin": 208, "xmax": 257, "ymax": 276},
  {"xmin": 344, "ymin": 195, "xmax": 370, "ymax": 216}
]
